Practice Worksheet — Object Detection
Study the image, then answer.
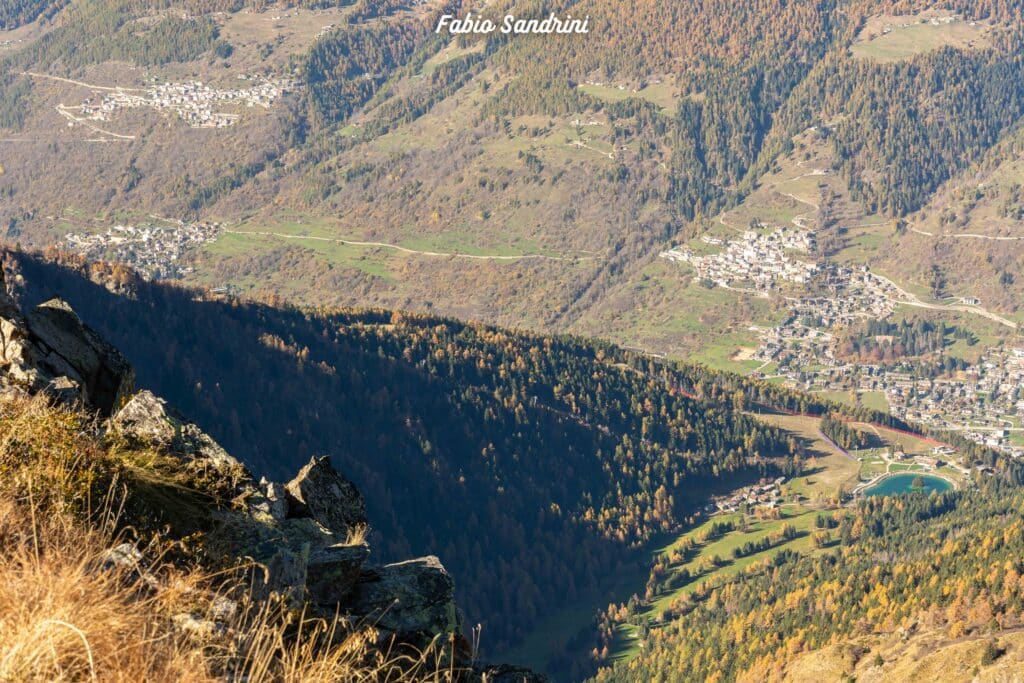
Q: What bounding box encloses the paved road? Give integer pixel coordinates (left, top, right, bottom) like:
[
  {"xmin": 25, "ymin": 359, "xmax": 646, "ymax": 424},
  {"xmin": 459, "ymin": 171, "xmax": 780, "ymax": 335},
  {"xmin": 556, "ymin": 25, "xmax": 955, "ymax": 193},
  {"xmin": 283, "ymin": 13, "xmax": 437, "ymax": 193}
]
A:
[
  {"xmin": 871, "ymin": 271, "xmax": 1018, "ymax": 330},
  {"xmin": 911, "ymin": 227, "xmax": 1024, "ymax": 241}
]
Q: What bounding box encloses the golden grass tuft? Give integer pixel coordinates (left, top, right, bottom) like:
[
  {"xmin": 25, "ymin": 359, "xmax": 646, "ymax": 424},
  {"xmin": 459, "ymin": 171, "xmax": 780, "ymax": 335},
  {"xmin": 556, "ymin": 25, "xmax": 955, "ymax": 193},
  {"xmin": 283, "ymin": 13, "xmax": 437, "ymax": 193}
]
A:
[{"xmin": 0, "ymin": 394, "xmax": 461, "ymax": 682}]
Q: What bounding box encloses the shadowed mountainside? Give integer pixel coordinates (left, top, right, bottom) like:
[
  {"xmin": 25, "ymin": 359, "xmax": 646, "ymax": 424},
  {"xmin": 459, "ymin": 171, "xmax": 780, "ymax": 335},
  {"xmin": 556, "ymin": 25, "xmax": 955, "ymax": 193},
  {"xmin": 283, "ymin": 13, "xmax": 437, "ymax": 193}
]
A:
[{"xmin": 7, "ymin": 249, "xmax": 795, "ymax": 659}]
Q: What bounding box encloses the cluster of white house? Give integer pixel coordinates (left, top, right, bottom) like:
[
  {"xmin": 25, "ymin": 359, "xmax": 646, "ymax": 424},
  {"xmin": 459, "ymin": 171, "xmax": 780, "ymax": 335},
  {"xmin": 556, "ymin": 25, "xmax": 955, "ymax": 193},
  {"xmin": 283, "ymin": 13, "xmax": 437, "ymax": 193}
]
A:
[
  {"xmin": 62, "ymin": 223, "xmax": 221, "ymax": 280},
  {"xmin": 78, "ymin": 77, "xmax": 297, "ymax": 128},
  {"xmin": 660, "ymin": 227, "xmax": 818, "ymax": 295},
  {"xmin": 886, "ymin": 348, "xmax": 1024, "ymax": 457},
  {"xmin": 709, "ymin": 477, "xmax": 788, "ymax": 514},
  {"xmin": 662, "ymin": 222, "xmax": 1023, "ymax": 459}
]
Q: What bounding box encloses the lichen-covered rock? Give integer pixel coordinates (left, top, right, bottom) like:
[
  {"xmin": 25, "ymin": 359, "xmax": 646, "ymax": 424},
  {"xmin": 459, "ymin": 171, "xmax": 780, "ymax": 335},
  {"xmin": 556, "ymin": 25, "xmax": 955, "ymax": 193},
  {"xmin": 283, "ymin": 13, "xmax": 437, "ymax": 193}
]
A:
[
  {"xmin": 111, "ymin": 390, "xmax": 241, "ymax": 473},
  {"xmin": 348, "ymin": 556, "xmax": 461, "ymax": 641},
  {"xmin": 305, "ymin": 542, "xmax": 371, "ymax": 606},
  {"xmin": 25, "ymin": 298, "xmax": 134, "ymax": 415},
  {"xmin": 285, "ymin": 456, "xmax": 367, "ymax": 535}
]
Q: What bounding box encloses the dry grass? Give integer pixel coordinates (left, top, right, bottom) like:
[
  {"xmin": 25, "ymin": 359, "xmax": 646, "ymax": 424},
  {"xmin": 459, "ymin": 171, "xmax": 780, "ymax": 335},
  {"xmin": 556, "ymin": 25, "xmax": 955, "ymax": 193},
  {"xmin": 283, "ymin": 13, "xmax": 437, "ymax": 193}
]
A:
[
  {"xmin": 0, "ymin": 395, "xmax": 461, "ymax": 682},
  {"xmin": 344, "ymin": 523, "xmax": 370, "ymax": 546}
]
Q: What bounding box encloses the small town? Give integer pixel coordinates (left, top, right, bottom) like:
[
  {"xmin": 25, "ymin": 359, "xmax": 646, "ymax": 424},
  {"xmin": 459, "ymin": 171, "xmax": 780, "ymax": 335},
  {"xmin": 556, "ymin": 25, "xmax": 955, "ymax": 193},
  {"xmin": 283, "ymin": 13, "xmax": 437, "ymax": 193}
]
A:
[
  {"xmin": 62, "ymin": 222, "xmax": 221, "ymax": 279},
  {"xmin": 75, "ymin": 76, "xmax": 297, "ymax": 128},
  {"xmin": 662, "ymin": 225, "xmax": 1024, "ymax": 459},
  {"xmin": 752, "ymin": 266, "xmax": 1024, "ymax": 457},
  {"xmin": 884, "ymin": 346, "xmax": 1024, "ymax": 455},
  {"xmin": 660, "ymin": 227, "xmax": 819, "ymax": 295}
]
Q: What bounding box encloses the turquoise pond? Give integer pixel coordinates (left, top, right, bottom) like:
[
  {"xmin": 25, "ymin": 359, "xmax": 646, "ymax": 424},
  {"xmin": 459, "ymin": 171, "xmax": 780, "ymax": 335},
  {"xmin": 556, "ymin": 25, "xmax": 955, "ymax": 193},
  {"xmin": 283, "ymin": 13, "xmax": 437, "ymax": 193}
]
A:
[{"xmin": 864, "ymin": 473, "xmax": 952, "ymax": 497}]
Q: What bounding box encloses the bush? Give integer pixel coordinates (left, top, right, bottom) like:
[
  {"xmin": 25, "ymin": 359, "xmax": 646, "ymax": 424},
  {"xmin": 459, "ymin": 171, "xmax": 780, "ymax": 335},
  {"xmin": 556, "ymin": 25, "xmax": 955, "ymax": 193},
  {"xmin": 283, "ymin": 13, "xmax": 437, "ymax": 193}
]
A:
[{"xmin": 981, "ymin": 638, "xmax": 1003, "ymax": 666}]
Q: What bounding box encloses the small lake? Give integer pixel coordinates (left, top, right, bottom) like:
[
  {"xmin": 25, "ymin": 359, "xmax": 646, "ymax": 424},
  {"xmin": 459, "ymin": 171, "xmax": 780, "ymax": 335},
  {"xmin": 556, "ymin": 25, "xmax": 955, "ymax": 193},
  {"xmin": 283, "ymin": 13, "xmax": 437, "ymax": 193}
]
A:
[{"xmin": 864, "ymin": 473, "xmax": 952, "ymax": 497}]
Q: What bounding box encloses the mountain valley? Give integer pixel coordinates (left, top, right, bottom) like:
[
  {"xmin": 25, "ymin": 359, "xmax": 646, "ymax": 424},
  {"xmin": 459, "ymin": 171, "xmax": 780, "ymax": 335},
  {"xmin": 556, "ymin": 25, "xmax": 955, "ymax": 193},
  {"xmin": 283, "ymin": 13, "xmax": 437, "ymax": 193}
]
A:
[{"xmin": 4, "ymin": 0, "xmax": 1024, "ymax": 680}]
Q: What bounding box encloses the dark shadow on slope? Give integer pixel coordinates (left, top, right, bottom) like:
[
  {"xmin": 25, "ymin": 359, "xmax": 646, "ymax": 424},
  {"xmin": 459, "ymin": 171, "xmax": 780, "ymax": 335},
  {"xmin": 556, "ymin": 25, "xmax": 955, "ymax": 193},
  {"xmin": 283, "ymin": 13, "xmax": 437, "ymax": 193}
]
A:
[{"xmin": 8, "ymin": 250, "xmax": 786, "ymax": 663}]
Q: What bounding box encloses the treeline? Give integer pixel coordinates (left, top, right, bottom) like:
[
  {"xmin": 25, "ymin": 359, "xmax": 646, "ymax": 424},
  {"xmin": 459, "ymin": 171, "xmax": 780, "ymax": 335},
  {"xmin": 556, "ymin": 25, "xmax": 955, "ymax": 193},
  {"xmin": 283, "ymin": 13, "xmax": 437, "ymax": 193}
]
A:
[
  {"xmin": 0, "ymin": 0, "xmax": 67, "ymax": 29},
  {"xmin": 836, "ymin": 318, "xmax": 968, "ymax": 362},
  {"xmin": 10, "ymin": 250, "xmax": 791, "ymax": 655},
  {"xmin": 2, "ymin": 0, "xmax": 221, "ymax": 72},
  {"xmin": 820, "ymin": 413, "xmax": 870, "ymax": 451},
  {"xmin": 593, "ymin": 482, "xmax": 1024, "ymax": 682}
]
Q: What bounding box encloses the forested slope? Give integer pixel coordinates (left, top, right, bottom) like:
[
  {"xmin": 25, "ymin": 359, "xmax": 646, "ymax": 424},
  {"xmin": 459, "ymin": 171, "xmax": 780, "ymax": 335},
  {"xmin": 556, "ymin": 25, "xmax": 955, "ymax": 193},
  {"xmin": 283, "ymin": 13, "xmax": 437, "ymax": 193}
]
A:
[
  {"xmin": 0, "ymin": 0, "xmax": 67, "ymax": 29},
  {"xmin": 6, "ymin": 249, "xmax": 797, "ymax": 654},
  {"xmin": 5, "ymin": 0, "xmax": 1024, "ymax": 335},
  {"xmin": 593, "ymin": 482, "xmax": 1024, "ymax": 682}
]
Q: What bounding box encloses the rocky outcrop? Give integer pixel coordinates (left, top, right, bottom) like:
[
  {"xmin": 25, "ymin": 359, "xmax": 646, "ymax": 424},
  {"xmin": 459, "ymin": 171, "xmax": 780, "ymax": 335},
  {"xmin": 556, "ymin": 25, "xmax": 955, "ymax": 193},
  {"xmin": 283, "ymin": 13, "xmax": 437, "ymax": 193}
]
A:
[
  {"xmin": 108, "ymin": 393, "xmax": 371, "ymax": 611},
  {"xmin": 285, "ymin": 456, "xmax": 367, "ymax": 536},
  {"xmin": 348, "ymin": 556, "xmax": 461, "ymax": 643},
  {"xmin": 25, "ymin": 299, "xmax": 134, "ymax": 415},
  {"xmin": 111, "ymin": 390, "xmax": 241, "ymax": 473},
  {"xmin": 99, "ymin": 355, "xmax": 461, "ymax": 644},
  {"xmin": 0, "ymin": 275, "xmax": 133, "ymax": 416},
  {"xmin": 0, "ymin": 267, "xmax": 545, "ymax": 681},
  {"xmin": 115, "ymin": 403, "xmax": 465, "ymax": 651}
]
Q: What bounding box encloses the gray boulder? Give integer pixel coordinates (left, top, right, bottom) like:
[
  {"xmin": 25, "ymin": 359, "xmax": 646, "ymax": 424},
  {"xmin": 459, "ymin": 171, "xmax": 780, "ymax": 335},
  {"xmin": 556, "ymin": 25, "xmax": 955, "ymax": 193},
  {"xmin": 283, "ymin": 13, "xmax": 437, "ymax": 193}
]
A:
[
  {"xmin": 349, "ymin": 556, "xmax": 461, "ymax": 641},
  {"xmin": 305, "ymin": 542, "xmax": 371, "ymax": 606},
  {"xmin": 111, "ymin": 390, "xmax": 241, "ymax": 473},
  {"xmin": 285, "ymin": 456, "xmax": 367, "ymax": 535},
  {"xmin": 25, "ymin": 298, "xmax": 134, "ymax": 415}
]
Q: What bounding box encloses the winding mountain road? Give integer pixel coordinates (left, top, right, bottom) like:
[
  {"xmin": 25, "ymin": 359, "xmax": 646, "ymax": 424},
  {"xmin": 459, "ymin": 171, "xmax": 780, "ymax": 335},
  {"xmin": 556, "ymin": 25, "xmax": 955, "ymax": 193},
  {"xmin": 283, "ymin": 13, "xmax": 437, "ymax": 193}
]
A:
[
  {"xmin": 910, "ymin": 227, "xmax": 1024, "ymax": 241},
  {"xmin": 870, "ymin": 271, "xmax": 1018, "ymax": 330}
]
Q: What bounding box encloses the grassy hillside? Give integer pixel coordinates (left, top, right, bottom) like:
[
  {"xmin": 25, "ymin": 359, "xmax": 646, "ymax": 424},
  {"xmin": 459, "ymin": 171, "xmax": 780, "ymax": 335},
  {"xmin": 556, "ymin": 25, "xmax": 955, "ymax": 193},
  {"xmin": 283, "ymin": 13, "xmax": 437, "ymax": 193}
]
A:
[
  {"xmin": 2, "ymin": 0, "xmax": 1024, "ymax": 346},
  {"xmin": 592, "ymin": 479, "xmax": 1024, "ymax": 682}
]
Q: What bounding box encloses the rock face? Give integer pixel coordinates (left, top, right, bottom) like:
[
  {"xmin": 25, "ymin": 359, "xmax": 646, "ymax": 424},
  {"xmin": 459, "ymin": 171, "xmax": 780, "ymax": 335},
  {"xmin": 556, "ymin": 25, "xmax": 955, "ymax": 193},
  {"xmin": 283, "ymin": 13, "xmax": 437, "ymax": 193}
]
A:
[
  {"xmin": 25, "ymin": 299, "xmax": 134, "ymax": 415},
  {"xmin": 111, "ymin": 390, "xmax": 240, "ymax": 472},
  {"xmin": 305, "ymin": 543, "xmax": 372, "ymax": 605},
  {"xmin": 0, "ymin": 277, "xmax": 133, "ymax": 416},
  {"xmin": 349, "ymin": 556, "xmax": 461, "ymax": 642},
  {"xmin": 285, "ymin": 456, "xmax": 367, "ymax": 535}
]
